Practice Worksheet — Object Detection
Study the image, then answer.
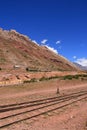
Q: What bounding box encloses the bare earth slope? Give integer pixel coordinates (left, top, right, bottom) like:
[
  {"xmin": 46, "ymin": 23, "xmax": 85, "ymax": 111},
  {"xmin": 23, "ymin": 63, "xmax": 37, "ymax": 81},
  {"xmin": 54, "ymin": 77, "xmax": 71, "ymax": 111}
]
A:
[{"xmin": 0, "ymin": 28, "xmax": 78, "ymax": 72}]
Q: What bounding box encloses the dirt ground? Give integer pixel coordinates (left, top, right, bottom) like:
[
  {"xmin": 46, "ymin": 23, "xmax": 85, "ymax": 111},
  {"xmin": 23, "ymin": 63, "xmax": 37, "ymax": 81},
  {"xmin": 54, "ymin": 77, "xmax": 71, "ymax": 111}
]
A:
[{"xmin": 0, "ymin": 78, "xmax": 87, "ymax": 130}]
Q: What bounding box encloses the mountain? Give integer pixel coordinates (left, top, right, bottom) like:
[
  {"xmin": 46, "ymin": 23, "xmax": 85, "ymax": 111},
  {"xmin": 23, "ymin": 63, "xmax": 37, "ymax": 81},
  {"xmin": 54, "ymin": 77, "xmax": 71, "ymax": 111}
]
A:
[
  {"xmin": 0, "ymin": 28, "xmax": 79, "ymax": 72},
  {"xmin": 73, "ymin": 62, "xmax": 87, "ymax": 70}
]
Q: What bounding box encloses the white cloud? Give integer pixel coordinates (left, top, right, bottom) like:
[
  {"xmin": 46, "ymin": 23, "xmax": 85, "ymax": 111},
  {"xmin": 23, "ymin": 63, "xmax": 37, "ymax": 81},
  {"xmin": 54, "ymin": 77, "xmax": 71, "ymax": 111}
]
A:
[
  {"xmin": 75, "ymin": 58, "xmax": 87, "ymax": 66},
  {"xmin": 45, "ymin": 45, "xmax": 58, "ymax": 54},
  {"xmin": 41, "ymin": 39, "xmax": 48, "ymax": 44},
  {"xmin": 40, "ymin": 39, "xmax": 59, "ymax": 54},
  {"xmin": 56, "ymin": 40, "xmax": 62, "ymax": 49},
  {"xmin": 56, "ymin": 40, "xmax": 61, "ymax": 44},
  {"xmin": 32, "ymin": 40, "xmax": 39, "ymax": 46},
  {"xmin": 73, "ymin": 56, "xmax": 77, "ymax": 59}
]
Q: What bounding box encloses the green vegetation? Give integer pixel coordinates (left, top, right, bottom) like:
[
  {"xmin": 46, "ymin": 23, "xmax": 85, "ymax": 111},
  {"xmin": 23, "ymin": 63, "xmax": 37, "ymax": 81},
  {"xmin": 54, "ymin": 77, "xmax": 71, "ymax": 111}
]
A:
[
  {"xmin": 0, "ymin": 58, "xmax": 6, "ymax": 62},
  {"xmin": 23, "ymin": 78, "xmax": 36, "ymax": 83},
  {"xmin": 62, "ymin": 75, "xmax": 73, "ymax": 80},
  {"xmin": 23, "ymin": 76, "xmax": 59, "ymax": 84},
  {"xmin": 39, "ymin": 76, "xmax": 59, "ymax": 81},
  {"xmin": 39, "ymin": 77, "xmax": 49, "ymax": 81},
  {"xmin": 62, "ymin": 75, "xmax": 79, "ymax": 80},
  {"xmin": 62, "ymin": 74, "xmax": 87, "ymax": 80},
  {"xmin": 23, "ymin": 74, "xmax": 87, "ymax": 84}
]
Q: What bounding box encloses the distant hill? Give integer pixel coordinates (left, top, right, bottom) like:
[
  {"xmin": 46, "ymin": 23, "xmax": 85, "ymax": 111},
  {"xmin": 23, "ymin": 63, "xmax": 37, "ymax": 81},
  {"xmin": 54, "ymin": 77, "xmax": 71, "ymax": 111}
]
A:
[
  {"xmin": 0, "ymin": 28, "xmax": 79, "ymax": 72},
  {"xmin": 73, "ymin": 62, "xmax": 87, "ymax": 70}
]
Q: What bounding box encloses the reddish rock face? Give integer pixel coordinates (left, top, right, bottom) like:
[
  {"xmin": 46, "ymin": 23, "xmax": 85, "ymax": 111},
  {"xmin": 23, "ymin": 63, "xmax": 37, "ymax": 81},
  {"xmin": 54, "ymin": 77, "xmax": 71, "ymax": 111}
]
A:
[
  {"xmin": 0, "ymin": 28, "xmax": 81, "ymax": 85},
  {"xmin": 0, "ymin": 28, "xmax": 79, "ymax": 72}
]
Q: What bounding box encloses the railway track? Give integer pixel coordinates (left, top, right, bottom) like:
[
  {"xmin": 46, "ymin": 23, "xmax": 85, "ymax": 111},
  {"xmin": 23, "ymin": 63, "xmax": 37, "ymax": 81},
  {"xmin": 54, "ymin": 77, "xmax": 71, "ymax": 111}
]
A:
[{"xmin": 0, "ymin": 90, "xmax": 87, "ymax": 129}]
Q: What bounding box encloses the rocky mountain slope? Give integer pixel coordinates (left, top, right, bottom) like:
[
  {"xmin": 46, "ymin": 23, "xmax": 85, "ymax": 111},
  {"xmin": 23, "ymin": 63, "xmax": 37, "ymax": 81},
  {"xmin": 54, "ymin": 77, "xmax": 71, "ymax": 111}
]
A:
[
  {"xmin": 0, "ymin": 28, "xmax": 79, "ymax": 72},
  {"xmin": 73, "ymin": 62, "xmax": 87, "ymax": 70}
]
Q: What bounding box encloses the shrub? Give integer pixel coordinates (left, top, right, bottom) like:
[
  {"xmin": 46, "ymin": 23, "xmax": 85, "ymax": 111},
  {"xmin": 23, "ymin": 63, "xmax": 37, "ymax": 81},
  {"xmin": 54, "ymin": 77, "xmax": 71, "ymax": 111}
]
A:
[
  {"xmin": 73, "ymin": 75, "xmax": 79, "ymax": 79},
  {"xmin": 39, "ymin": 76, "xmax": 59, "ymax": 81},
  {"xmin": 81, "ymin": 77, "xmax": 84, "ymax": 81},
  {"xmin": 23, "ymin": 78, "xmax": 36, "ymax": 83},
  {"xmin": 26, "ymin": 67, "xmax": 29, "ymax": 71},
  {"xmin": 39, "ymin": 77, "xmax": 48, "ymax": 81},
  {"xmin": 62, "ymin": 75, "xmax": 73, "ymax": 80}
]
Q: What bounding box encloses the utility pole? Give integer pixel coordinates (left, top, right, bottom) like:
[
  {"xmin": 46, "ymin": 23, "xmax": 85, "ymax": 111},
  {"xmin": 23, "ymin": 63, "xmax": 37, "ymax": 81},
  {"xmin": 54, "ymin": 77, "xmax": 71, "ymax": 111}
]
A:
[{"xmin": 56, "ymin": 87, "xmax": 60, "ymax": 94}]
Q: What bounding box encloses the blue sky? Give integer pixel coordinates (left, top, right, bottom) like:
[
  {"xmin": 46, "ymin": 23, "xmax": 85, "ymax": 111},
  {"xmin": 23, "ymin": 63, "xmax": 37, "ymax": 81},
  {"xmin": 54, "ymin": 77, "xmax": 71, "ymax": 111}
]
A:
[{"xmin": 0, "ymin": 0, "xmax": 87, "ymax": 66}]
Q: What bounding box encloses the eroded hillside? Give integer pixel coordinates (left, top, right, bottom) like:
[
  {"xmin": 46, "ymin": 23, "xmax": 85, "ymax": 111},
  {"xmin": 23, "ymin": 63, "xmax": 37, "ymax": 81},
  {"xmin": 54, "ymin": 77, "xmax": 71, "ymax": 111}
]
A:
[{"xmin": 0, "ymin": 28, "xmax": 79, "ymax": 72}]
